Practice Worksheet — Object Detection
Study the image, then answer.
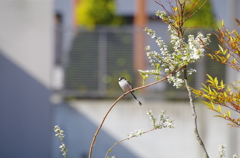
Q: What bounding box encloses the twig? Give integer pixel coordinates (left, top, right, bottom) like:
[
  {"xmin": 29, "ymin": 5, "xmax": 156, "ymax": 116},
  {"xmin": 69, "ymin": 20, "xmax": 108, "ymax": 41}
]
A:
[
  {"xmin": 105, "ymin": 128, "xmax": 155, "ymax": 158},
  {"xmin": 105, "ymin": 138, "xmax": 128, "ymax": 158},
  {"xmin": 184, "ymin": 0, "xmax": 208, "ymax": 23},
  {"xmin": 88, "ymin": 66, "xmax": 185, "ymax": 158},
  {"xmin": 184, "ymin": 79, "xmax": 209, "ymax": 158}
]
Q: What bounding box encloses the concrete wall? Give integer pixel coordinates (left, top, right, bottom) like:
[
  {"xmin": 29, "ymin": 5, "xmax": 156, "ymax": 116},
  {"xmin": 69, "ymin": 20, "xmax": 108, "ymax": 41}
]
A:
[
  {"xmin": 53, "ymin": 100, "xmax": 239, "ymax": 158},
  {"xmin": 0, "ymin": 1, "xmax": 54, "ymax": 157}
]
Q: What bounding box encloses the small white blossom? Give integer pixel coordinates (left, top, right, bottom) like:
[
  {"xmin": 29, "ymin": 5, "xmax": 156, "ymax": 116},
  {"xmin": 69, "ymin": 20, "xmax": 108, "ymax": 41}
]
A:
[
  {"xmin": 218, "ymin": 144, "xmax": 226, "ymax": 158},
  {"xmin": 54, "ymin": 125, "xmax": 65, "ymax": 140},
  {"xmin": 167, "ymin": 75, "xmax": 175, "ymax": 83},
  {"xmin": 173, "ymin": 78, "xmax": 184, "ymax": 88},
  {"xmin": 59, "ymin": 143, "xmax": 68, "ymax": 157},
  {"xmin": 187, "ymin": 68, "xmax": 197, "ymax": 75},
  {"xmin": 147, "ymin": 110, "xmax": 175, "ymax": 129},
  {"xmin": 146, "ymin": 110, "xmax": 157, "ymax": 126},
  {"xmin": 155, "ymin": 10, "xmax": 167, "ymax": 19},
  {"xmin": 59, "ymin": 143, "xmax": 65, "ymax": 150},
  {"xmin": 145, "ymin": 45, "xmax": 151, "ymax": 51},
  {"xmin": 144, "ymin": 27, "xmax": 156, "ymax": 38},
  {"xmin": 128, "ymin": 129, "xmax": 143, "ymax": 139}
]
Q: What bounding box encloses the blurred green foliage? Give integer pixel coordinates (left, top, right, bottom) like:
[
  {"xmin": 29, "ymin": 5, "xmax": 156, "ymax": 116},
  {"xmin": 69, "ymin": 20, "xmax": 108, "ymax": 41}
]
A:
[
  {"xmin": 184, "ymin": 0, "xmax": 216, "ymax": 28},
  {"xmin": 75, "ymin": 0, "xmax": 124, "ymax": 28}
]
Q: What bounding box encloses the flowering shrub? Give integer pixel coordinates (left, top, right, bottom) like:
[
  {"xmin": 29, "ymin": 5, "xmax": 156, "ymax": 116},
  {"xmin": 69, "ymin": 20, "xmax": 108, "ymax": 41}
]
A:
[{"xmin": 139, "ymin": 11, "xmax": 211, "ymax": 88}]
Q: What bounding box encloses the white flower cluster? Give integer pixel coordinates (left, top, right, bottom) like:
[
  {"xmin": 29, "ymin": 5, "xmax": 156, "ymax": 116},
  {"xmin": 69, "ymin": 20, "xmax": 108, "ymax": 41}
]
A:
[
  {"xmin": 155, "ymin": 10, "xmax": 175, "ymax": 24},
  {"xmin": 218, "ymin": 144, "xmax": 226, "ymax": 158},
  {"xmin": 146, "ymin": 110, "xmax": 157, "ymax": 126},
  {"xmin": 139, "ymin": 10, "xmax": 211, "ymax": 88},
  {"xmin": 54, "ymin": 125, "xmax": 65, "ymax": 140},
  {"xmin": 54, "ymin": 125, "xmax": 68, "ymax": 158},
  {"xmin": 127, "ymin": 129, "xmax": 143, "ymax": 139},
  {"xmin": 144, "ymin": 27, "xmax": 156, "ymax": 38},
  {"xmin": 59, "ymin": 143, "xmax": 68, "ymax": 157},
  {"xmin": 159, "ymin": 110, "xmax": 175, "ymax": 128},
  {"xmin": 218, "ymin": 144, "xmax": 238, "ymax": 158},
  {"xmin": 146, "ymin": 110, "xmax": 174, "ymax": 129}
]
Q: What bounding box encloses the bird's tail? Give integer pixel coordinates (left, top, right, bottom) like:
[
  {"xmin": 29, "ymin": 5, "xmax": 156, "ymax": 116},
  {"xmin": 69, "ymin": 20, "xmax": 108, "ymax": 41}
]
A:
[{"xmin": 130, "ymin": 92, "xmax": 142, "ymax": 106}]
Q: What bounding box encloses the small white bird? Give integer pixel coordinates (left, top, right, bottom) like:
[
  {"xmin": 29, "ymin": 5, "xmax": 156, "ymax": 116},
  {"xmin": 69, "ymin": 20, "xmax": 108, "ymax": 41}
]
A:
[{"xmin": 118, "ymin": 77, "xmax": 142, "ymax": 105}]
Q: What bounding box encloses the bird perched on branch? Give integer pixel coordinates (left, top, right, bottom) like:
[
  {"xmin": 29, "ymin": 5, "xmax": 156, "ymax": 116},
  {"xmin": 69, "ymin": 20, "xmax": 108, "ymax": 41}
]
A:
[{"xmin": 118, "ymin": 77, "xmax": 142, "ymax": 106}]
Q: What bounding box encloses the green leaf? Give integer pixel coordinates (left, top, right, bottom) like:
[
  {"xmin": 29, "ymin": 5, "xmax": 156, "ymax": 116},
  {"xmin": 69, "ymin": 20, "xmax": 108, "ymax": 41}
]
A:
[
  {"xmin": 221, "ymin": 20, "xmax": 224, "ymax": 26},
  {"xmin": 218, "ymin": 45, "xmax": 223, "ymax": 52},
  {"xmin": 208, "ymin": 87, "xmax": 212, "ymax": 94},
  {"xmin": 206, "ymin": 74, "xmax": 213, "ymax": 81},
  {"xmin": 227, "ymin": 110, "xmax": 231, "ymax": 117},
  {"xmin": 217, "ymin": 105, "xmax": 222, "ymax": 112},
  {"xmin": 214, "ymin": 77, "xmax": 218, "ymax": 86},
  {"xmin": 226, "ymin": 53, "xmax": 230, "ymax": 59},
  {"xmin": 232, "ymin": 58, "xmax": 237, "ymax": 64},
  {"xmin": 203, "ymin": 101, "xmax": 214, "ymax": 109},
  {"xmin": 202, "ymin": 83, "xmax": 208, "ymax": 89},
  {"xmin": 220, "ymin": 80, "xmax": 225, "ymax": 89},
  {"xmin": 223, "ymin": 49, "xmax": 228, "ymax": 55},
  {"xmin": 155, "ymin": 63, "xmax": 160, "ymax": 70},
  {"xmin": 155, "ymin": 76, "xmax": 160, "ymax": 80}
]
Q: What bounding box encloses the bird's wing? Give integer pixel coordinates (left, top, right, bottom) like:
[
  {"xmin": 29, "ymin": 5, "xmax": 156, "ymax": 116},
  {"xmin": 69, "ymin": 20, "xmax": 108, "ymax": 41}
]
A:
[{"xmin": 127, "ymin": 80, "xmax": 134, "ymax": 91}]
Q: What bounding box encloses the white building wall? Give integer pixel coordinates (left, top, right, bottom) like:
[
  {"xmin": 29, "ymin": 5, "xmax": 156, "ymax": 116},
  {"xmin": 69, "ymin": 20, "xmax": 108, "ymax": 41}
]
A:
[
  {"xmin": 54, "ymin": 100, "xmax": 239, "ymax": 158},
  {"xmin": 0, "ymin": 0, "xmax": 54, "ymax": 88}
]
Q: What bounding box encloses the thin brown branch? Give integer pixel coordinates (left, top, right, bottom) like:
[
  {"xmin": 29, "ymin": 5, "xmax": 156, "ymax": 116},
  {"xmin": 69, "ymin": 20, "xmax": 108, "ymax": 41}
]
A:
[
  {"xmin": 184, "ymin": 0, "xmax": 199, "ymax": 15},
  {"xmin": 88, "ymin": 66, "xmax": 185, "ymax": 158},
  {"xmin": 184, "ymin": 0, "xmax": 208, "ymax": 23},
  {"xmin": 185, "ymin": 79, "xmax": 209, "ymax": 158},
  {"xmin": 105, "ymin": 139, "xmax": 128, "ymax": 158},
  {"xmin": 105, "ymin": 128, "xmax": 156, "ymax": 158},
  {"xmin": 154, "ymin": 0, "xmax": 172, "ymax": 16}
]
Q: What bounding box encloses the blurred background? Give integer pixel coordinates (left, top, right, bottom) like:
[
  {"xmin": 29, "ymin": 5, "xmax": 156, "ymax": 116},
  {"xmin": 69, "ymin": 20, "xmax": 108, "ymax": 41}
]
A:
[{"xmin": 0, "ymin": 0, "xmax": 239, "ymax": 158}]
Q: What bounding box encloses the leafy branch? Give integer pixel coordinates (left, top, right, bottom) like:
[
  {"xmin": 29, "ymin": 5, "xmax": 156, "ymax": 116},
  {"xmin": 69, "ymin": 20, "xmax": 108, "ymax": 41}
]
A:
[
  {"xmin": 191, "ymin": 75, "xmax": 240, "ymax": 127},
  {"xmin": 192, "ymin": 18, "xmax": 240, "ymax": 128},
  {"xmin": 208, "ymin": 19, "xmax": 240, "ymax": 71}
]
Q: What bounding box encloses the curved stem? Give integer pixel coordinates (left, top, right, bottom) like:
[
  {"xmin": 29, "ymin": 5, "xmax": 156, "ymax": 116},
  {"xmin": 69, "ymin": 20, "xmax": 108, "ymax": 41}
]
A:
[{"xmin": 88, "ymin": 94, "xmax": 125, "ymax": 158}]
